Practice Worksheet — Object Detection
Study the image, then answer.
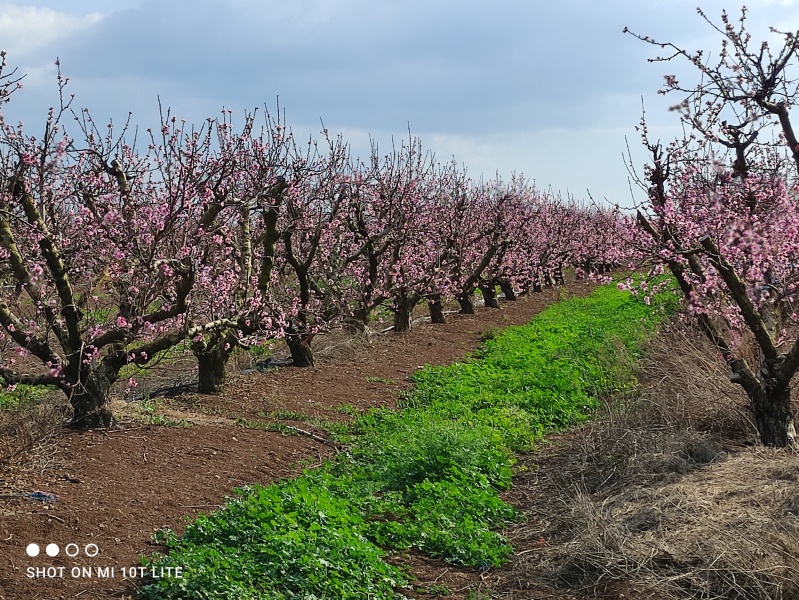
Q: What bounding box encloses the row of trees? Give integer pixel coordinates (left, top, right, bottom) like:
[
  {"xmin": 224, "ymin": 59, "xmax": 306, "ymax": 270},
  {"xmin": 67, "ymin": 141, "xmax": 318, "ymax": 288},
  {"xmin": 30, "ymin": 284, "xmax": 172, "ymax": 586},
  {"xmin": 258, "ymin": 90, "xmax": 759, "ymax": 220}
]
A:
[
  {"xmin": 10, "ymin": 8, "xmax": 796, "ymax": 452},
  {"xmin": 625, "ymin": 7, "xmax": 799, "ymax": 448},
  {"xmin": 0, "ymin": 57, "xmax": 622, "ymax": 429}
]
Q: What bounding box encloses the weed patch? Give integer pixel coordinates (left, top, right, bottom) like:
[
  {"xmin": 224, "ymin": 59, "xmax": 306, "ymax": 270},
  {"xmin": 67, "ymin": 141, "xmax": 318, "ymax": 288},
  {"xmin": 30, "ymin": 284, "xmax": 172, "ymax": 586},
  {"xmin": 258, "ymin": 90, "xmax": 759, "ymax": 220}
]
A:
[
  {"xmin": 268, "ymin": 408, "xmax": 310, "ymax": 421},
  {"xmin": 0, "ymin": 384, "xmax": 56, "ymax": 410},
  {"xmin": 132, "ymin": 398, "xmax": 191, "ymax": 428},
  {"xmin": 139, "ymin": 478, "xmax": 405, "ymax": 600},
  {"xmin": 406, "ymin": 285, "xmax": 676, "ymax": 451},
  {"xmin": 366, "ymin": 375, "xmax": 397, "ymax": 384}
]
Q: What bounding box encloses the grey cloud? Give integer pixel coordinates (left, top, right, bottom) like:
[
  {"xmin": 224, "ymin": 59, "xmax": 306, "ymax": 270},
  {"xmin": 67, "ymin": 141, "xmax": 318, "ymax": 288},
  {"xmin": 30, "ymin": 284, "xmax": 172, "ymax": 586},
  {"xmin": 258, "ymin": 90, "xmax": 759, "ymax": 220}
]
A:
[
  {"xmin": 3, "ymin": 0, "xmax": 798, "ymax": 203},
  {"xmin": 36, "ymin": 0, "xmax": 658, "ymax": 132}
]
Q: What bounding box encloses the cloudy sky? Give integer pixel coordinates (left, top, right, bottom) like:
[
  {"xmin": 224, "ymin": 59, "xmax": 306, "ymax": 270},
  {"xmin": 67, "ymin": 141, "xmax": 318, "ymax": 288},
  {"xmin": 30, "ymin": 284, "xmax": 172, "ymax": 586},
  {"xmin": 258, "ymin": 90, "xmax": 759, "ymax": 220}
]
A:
[{"xmin": 0, "ymin": 1, "xmax": 797, "ymax": 206}]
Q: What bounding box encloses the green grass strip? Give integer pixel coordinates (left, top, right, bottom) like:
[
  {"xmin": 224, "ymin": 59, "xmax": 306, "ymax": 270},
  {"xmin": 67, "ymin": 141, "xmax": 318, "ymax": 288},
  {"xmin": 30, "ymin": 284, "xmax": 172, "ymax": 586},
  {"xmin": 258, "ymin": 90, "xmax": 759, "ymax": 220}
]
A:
[
  {"xmin": 402, "ymin": 283, "xmax": 678, "ymax": 450},
  {"xmin": 138, "ymin": 284, "xmax": 676, "ymax": 600}
]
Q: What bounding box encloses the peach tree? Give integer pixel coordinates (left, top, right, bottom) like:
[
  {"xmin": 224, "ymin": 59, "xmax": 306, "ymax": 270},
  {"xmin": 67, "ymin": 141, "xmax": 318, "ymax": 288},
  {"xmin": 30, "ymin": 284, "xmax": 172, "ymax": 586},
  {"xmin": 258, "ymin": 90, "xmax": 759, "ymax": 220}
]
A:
[{"xmin": 626, "ymin": 7, "xmax": 799, "ymax": 447}]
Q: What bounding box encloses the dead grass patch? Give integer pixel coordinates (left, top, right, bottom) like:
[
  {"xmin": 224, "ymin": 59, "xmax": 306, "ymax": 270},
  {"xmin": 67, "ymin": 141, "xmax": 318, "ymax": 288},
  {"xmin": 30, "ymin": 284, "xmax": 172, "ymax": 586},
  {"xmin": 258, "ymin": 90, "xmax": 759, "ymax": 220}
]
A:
[{"xmin": 0, "ymin": 393, "xmax": 69, "ymax": 497}]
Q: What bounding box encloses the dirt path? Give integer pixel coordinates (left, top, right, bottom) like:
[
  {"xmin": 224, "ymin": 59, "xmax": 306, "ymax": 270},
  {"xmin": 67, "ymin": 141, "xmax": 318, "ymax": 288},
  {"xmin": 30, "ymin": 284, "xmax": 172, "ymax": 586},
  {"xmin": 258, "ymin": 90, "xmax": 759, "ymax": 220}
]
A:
[{"xmin": 0, "ymin": 281, "xmax": 595, "ymax": 599}]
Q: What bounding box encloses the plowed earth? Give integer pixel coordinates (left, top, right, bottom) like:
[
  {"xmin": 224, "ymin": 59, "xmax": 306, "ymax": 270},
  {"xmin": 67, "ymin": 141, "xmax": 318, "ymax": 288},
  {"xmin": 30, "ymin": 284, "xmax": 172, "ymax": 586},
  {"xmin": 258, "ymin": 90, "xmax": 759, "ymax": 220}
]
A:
[{"xmin": 0, "ymin": 281, "xmax": 596, "ymax": 600}]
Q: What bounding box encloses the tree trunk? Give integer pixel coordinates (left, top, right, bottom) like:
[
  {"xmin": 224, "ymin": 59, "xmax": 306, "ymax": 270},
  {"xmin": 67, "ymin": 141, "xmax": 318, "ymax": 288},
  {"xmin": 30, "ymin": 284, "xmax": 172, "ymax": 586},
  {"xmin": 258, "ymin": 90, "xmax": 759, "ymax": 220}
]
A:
[
  {"xmin": 343, "ymin": 303, "xmax": 371, "ymax": 333},
  {"xmin": 729, "ymin": 358, "xmax": 797, "ymax": 448},
  {"xmin": 393, "ymin": 306, "xmax": 412, "ymax": 332},
  {"xmin": 345, "ymin": 303, "xmax": 376, "ymax": 332},
  {"xmin": 480, "ymin": 283, "xmax": 500, "ymax": 308},
  {"xmin": 428, "ymin": 295, "xmax": 446, "ymax": 324},
  {"xmin": 456, "ymin": 291, "xmax": 475, "ymax": 314},
  {"xmin": 196, "ymin": 345, "xmax": 231, "ymax": 394},
  {"xmin": 393, "ymin": 291, "xmax": 420, "ymax": 333},
  {"xmin": 68, "ymin": 372, "xmax": 115, "ymax": 429},
  {"xmin": 286, "ymin": 334, "xmax": 315, "ymax": 367},
  {"xmin": 342, "ymin": 316, "xmax": 367, "ymax": 334},
  {"xmin": 750, "ymin": 375, "xmax": 796, "ymax": 447},
  {"xmin": 498, "ymin": 279, "xmax": 517, "ymax": 301},
  {"xmin": 754, "ymin": 390, "xmax": 796, "ymax": 447},
  {"xmin": 192, "ymin": 332, "xmax": 236, "ymax": 394}
]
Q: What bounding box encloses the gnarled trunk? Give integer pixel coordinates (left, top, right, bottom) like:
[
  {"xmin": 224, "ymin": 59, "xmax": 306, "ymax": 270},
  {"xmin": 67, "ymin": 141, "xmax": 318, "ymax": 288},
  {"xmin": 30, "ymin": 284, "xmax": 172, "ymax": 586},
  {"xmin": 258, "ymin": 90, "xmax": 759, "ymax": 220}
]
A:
[
  {"xmin": 196, "ymin": 344, "xmax": 232, "ymax": 394},
  {"xmin": 343, "ymin": 315, "xmax": 367, "ymax": 334},
  {"xmin": 428, "ymin": 295, "xmax": 446, "ymax": 324},
  {"xmin": 345, "ymin": 297, "xmax": 388, "ymax": 332},
  {"xmin": 456, "ymin": 291, "xmax": 475, "ymax": 314},
  {"xmin": 730, "ymin": 358, "xmax": 797, "ymax": 447},
  {"xmin": 754, "ymin": 388, "xmax": 796, "ymax": 447},
  {"xmin": 498, "ymin": 279, "xmax": 517, "ymax": 301},
  {"xmin": 393, "ymin": 308, "xmax": 412, "ymax": 333},
  {"xmin": 479, "ymin": 282, "xmax": 500, "ymax": 309},
  {"xmin": 393, "ymin": 290, "xmax": 421, "ymax": 333},
  {"xmin": 286, "ymin": 334, "xmax": 315, "ymax": 367},
  {"xmin": 68, "ymin": 370, "xmax": 116, "ymax": 429},
  {"xmin": 192, "ymin": 331, "xmax": 237, "ymax": 394}
]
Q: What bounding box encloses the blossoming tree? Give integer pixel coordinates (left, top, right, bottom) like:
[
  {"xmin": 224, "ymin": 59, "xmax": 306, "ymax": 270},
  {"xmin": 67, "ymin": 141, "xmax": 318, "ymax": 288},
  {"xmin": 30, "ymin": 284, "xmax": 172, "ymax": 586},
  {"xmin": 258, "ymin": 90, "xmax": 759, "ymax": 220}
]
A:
[
  {"xmin": 626, "ymin": 7, "xmax": 799, "ymax": 447},
  {"xmin": 0, "ymin": 69, "xmax": 238, "ymax": 426}
]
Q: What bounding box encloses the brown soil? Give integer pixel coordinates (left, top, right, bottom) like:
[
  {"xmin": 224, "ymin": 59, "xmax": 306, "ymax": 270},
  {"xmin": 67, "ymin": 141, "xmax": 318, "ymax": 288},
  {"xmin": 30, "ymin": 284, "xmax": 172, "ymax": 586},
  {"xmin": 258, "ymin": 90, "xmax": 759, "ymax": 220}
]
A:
[{"xmin": 0, "ymin": 281, "xmax": 594, "ymax": 600}]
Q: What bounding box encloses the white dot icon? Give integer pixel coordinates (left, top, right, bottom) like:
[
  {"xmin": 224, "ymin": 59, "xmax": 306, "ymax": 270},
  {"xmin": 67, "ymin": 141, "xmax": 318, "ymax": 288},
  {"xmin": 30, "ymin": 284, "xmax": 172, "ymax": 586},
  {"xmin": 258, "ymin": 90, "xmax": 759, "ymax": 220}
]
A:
[
  {"xmin": 46, "ymin": 543, "xmax": 60, "ymax": 557},
  {"xmin": 26, "ymin": 543, "xmax": 40, "ymax": 557}
]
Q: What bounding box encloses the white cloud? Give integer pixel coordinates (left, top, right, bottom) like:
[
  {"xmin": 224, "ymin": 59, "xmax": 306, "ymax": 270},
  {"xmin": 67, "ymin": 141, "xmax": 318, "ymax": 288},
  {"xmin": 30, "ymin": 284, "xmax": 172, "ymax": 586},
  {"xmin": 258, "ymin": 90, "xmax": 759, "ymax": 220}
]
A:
[{"xmin": 0, "ymin": 4, "xmax": 104, "ymax": 57}]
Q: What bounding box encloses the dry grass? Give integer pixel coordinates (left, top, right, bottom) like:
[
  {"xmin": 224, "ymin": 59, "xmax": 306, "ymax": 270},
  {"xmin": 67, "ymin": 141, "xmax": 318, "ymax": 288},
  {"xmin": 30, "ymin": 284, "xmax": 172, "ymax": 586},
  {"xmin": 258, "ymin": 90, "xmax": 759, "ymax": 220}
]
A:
[
  {"xmin": 492, "ymin": 326, "xmax": 799, "ymax": 600},
  {"xmin": 0, "ymin": 393, "xmax": 68, "ymax": 475}
]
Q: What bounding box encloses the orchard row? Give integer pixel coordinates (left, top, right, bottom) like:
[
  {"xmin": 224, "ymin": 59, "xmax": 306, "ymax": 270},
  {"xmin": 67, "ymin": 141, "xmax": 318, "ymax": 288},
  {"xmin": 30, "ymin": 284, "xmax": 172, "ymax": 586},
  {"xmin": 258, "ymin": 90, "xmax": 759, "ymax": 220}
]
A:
[{"xmin": 0, "ymin": 58, "xmax": 624, "ymax": 427}]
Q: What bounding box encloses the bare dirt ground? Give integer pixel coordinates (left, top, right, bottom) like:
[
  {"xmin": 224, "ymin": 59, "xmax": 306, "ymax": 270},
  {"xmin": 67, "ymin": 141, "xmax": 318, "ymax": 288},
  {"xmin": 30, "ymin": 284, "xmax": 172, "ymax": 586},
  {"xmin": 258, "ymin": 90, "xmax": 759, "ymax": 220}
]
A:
[{"xmin": 0, "ymin": 282, "xmax": 593, "ymax": 600}]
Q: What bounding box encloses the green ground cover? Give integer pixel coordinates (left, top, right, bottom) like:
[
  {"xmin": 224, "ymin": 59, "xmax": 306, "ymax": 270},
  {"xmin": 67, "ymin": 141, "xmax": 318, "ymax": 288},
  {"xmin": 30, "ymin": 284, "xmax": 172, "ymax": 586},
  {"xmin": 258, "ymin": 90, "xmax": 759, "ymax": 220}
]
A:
[{"xmin": 137, "ymin": 284, "xmax": 676, "ymax": 600}]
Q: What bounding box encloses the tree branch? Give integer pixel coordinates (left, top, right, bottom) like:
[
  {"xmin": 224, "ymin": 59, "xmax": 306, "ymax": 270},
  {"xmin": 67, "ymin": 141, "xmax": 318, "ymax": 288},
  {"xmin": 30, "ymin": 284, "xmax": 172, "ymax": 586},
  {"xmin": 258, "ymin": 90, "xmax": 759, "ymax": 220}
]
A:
[
  {"xmin": 699, "ymin": 235, "xmax": 779, "ymax": 361},
  {"xmin": 17, "ymin": 187, "xmax": 82, "ymax": 352},
  {"xmin": 0, "ymin": 366, "xmax": 62, "ymax": 389}
]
